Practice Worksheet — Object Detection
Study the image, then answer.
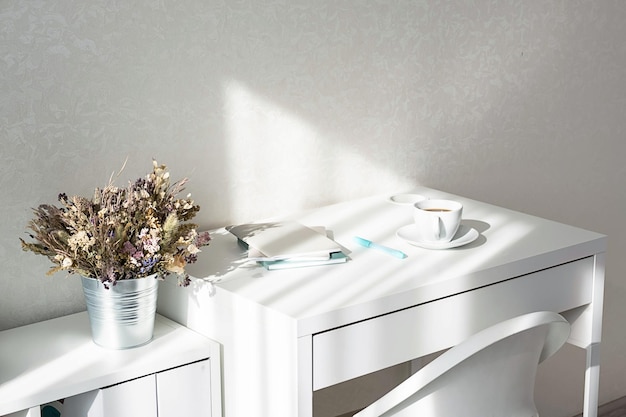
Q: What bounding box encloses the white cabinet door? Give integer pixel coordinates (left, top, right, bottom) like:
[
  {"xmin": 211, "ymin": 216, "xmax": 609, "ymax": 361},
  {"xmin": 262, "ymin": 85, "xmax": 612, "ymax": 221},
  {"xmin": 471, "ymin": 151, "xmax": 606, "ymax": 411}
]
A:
[
  {"xmin": 64, "ymin": 375, "xmax": 157, "ymax": 417},
  {"xmin": 4, "ymin": 407, "xmax": 40, "ymax": 417},
  {"xmin": 99, "ymin": 375, "xmax": 157, "ymax": 417},
  {"xmin": 63, "ymin": 360, "xmax": 212, "ymax": 417},
  {"xmin": 156, "ymin": 360, "xmax": 212, "ymax": 417}
]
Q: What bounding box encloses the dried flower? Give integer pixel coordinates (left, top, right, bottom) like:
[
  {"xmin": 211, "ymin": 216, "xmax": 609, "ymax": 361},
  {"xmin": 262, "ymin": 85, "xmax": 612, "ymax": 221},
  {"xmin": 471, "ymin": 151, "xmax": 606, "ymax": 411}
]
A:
[{"xmin": 20, "ymin": 161, "xmax": 211, "ymax": 287}]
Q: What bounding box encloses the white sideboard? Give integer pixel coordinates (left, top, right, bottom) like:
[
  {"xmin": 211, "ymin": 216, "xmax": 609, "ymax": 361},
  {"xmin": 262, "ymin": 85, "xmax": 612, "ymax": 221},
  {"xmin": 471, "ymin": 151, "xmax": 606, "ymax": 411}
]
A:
[{"xmin": 0, "ymin": 312, "xmax": 222, "ymax": 417}]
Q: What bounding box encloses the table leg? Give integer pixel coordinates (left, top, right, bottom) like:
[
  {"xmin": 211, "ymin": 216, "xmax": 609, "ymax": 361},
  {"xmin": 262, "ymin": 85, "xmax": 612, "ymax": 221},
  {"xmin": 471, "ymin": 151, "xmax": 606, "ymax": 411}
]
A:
[
  {"xmin": 582, "ymin": 253, "xmax": 605, "ymax": 417},
  {"xmin": 582, "ymin": 342, "xmax": 601, "ymax": 417},
  {"xmin": 298, "ymin": 335, "xmax": 313, "ymax": 417}
]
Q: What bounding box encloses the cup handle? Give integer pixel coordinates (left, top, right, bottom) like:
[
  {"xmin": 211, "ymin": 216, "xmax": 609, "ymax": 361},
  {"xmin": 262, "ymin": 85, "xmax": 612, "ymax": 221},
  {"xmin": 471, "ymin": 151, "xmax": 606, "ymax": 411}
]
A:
[{"xmin": 433, "ymin": 216, "xmax": 441, "ymax": 239}]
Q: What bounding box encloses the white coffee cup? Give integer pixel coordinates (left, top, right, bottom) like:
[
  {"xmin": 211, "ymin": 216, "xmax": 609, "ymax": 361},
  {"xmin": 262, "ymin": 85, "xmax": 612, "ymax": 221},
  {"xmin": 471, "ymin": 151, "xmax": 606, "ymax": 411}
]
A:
[{"xmin": 414, "ymin": 199, "xmax": 463, "ymax": 243}]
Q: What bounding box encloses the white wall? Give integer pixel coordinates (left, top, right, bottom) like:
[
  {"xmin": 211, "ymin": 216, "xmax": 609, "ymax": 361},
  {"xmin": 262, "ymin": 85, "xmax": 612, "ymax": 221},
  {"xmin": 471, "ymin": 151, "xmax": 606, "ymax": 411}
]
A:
[{"xmin": 1, "ymin": 1, "xmax": 625, "ymax": 416}]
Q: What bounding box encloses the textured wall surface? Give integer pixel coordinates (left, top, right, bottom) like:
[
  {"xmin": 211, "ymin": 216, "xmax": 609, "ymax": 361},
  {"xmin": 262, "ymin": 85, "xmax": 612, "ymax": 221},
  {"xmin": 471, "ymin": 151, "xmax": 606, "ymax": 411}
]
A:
[{"xmin": 2, "ymin": 1, "xmax": 626, "ymax": 416}]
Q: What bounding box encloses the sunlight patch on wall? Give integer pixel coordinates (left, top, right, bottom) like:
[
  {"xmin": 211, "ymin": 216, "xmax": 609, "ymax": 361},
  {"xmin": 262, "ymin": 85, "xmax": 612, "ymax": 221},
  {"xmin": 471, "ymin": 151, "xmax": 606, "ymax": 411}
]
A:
[{"xmin": 222, "ymin": 80, "xmax": 413, "ymax": 221}]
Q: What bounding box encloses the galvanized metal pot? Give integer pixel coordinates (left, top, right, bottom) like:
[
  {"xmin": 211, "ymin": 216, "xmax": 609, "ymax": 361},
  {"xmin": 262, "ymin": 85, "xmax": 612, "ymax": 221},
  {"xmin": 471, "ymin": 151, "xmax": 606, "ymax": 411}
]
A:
[{"xmin": 81, "ymin": 275, "xmax": 159, "ymax": 349}]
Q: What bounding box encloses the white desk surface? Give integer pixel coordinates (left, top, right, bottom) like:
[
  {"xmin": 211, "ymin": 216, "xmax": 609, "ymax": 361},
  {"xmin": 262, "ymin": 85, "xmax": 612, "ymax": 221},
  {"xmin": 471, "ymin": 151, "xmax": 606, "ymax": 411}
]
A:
[
  {"xmin": 187, "ymin": 187, "xmax": 606, "ymax": 337},
  {"xmin": 159, "ymin": 186, "xmax": 606, "ymax": 417},
  {"xmin": 0, "ymin": 312, "xmax": 214, "ymax": 416}
]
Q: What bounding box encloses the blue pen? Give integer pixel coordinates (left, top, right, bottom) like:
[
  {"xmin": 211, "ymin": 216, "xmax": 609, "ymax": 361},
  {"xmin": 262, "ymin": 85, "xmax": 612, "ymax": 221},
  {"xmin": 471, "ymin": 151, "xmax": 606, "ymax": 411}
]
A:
[{"xmin": 353, "ymin": 236, "xmax": 407, "ymax": 259}]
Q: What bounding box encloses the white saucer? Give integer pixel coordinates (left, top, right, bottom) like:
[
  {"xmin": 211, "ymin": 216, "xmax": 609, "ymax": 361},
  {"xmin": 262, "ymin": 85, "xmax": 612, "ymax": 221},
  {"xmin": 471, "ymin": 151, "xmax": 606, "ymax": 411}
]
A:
[
  {"xmin": 396, "ymin": 224, "xmax": 479, "ymax": 250},
  {"xmin": 388, "ymin": 194, "xmax": 426, "ymax": 205}
]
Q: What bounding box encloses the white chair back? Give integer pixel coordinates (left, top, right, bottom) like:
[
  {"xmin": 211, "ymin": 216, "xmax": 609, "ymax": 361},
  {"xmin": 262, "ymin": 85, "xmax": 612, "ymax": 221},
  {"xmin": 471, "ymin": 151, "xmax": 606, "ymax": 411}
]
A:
[{"xmin": 354, "ymin": 311, "xmax": 570, "ymax": 417}]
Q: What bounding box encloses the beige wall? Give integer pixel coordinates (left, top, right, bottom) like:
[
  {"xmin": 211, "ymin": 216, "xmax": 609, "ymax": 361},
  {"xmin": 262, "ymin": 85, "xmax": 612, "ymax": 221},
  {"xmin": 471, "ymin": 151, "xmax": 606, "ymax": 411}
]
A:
[{"xmin": 2, "ymin": 1, "xmax": 625, "ymax": 416}]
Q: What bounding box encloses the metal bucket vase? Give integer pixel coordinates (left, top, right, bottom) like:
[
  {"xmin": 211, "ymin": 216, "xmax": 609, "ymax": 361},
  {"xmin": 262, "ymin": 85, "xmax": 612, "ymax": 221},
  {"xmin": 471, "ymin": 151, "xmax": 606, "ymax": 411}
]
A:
[{"xmin": 81, "ymin": 275, "xmax": 159, "ymax": 349}]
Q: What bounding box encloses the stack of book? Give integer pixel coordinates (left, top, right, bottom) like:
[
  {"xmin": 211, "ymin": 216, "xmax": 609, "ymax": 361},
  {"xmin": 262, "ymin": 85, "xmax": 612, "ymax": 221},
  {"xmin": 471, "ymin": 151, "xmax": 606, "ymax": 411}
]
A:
[{"xmin": 227, "ymin": 221, "xmax": 348, "ymax": 270}]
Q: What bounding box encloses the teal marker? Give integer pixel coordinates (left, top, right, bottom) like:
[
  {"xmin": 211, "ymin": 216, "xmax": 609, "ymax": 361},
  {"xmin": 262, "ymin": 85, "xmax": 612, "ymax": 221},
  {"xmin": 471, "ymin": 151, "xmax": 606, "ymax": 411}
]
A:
[{"xmin": 353, "ymin": 236, "xmax": 407, "ymax": 259}]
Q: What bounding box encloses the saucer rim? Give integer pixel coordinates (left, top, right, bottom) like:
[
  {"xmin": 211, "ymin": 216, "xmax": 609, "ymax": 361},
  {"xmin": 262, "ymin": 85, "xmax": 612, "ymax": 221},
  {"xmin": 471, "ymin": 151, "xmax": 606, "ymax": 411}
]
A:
[
  {"xmin": 396, "ymin": 224, "xmax": 479, "ymax": 250},
  {"xmin": 388, "ymin": 193, "xmax": 427, "ymax": 205}
]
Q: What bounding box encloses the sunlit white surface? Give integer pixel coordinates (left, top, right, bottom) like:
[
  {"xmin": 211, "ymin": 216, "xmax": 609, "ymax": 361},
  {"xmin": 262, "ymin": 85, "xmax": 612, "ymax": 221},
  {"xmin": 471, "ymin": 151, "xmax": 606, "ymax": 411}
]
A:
[
  {"xmin": 185, "ymin": 186, "xmax": 605, "ymax": 336},
  {"xmin": 0, "ymin": 313, "xmax": 217, "ymax": 416},
  {"xmin": 157, "ymin": 186, "xmax": 606, "ymax": 417}
]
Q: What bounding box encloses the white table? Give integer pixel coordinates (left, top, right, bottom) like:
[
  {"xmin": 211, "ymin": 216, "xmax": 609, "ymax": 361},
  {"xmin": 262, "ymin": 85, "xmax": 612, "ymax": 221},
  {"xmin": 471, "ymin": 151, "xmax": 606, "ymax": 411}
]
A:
[
  {"xmin": 0, "ymin": 312, "xmax": 222, "ymax": 417},
  {"xmin": 157, "ymin": 187, "xmax": 606, "ymax": 417}
]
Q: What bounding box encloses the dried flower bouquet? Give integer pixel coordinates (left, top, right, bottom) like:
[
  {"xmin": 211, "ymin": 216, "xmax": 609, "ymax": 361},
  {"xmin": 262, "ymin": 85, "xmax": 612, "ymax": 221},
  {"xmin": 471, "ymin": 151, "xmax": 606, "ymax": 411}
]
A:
[{"xmin": 20, "ymin": 161, "xmax": 210, "ymax": 287}]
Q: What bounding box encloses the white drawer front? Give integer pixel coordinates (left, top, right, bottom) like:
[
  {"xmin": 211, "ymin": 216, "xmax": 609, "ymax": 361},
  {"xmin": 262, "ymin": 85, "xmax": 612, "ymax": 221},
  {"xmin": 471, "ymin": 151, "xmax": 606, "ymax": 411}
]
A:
[{"xmin": 312, "ymin": 257, "xmax": 594, "ymax": 390}]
